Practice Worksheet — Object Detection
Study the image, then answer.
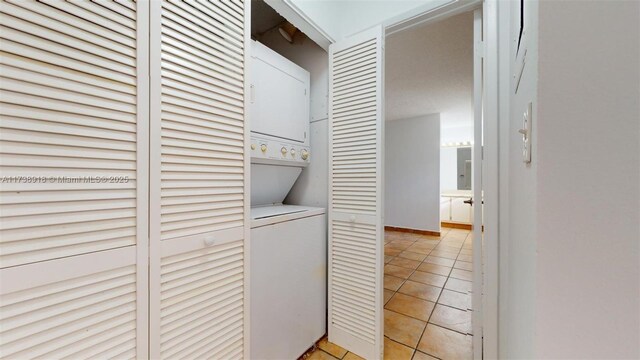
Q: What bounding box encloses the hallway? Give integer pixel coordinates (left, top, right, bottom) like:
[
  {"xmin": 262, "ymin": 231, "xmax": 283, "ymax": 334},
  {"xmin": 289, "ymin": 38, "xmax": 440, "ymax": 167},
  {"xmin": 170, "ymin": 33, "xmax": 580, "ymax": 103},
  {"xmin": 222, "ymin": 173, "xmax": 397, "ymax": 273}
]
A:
[{"xmin": 306, "ymin": 228, "xmax": 474, "ymax": 360}]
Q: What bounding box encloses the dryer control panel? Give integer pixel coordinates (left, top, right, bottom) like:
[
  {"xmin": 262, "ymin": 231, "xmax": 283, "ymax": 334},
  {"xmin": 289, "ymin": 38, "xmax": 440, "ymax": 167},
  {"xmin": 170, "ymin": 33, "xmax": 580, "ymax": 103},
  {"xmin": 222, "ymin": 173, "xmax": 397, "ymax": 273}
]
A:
[{"xmin": 250, "ymin": 135, "xmax": 310, "ymax": 167}]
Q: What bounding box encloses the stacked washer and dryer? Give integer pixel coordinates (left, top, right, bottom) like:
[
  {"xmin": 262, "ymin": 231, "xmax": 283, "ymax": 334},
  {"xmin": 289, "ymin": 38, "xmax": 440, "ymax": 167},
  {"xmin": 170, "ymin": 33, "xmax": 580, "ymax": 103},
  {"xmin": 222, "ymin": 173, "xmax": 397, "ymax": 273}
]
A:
[{"xmin": 249, "ymin": 41, "xmax": 327, "ymax": 359}]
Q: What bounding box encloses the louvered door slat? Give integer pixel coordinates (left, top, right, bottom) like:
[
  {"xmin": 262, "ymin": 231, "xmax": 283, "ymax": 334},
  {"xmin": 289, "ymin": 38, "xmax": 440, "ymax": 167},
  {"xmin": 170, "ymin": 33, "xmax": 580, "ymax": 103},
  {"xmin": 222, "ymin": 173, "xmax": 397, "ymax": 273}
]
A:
[
  {"xmin": 71, "ymin": 0, "xmax": 135, "ymax": 30},
  {"xmin": 161, "ymin": 17, "xmax": 244, "ymax": 70},
  {"xmin": 328, "ymin": 26, "xmax": 385, "ymax": 360},
  {"xmin": 0, "ymin": 0, "xmax": 143, "ymax": 268},
  {"xmin": 4, "ymin": 0, "xmax": 135, "ymax": 48},
  {"xmin": 1, "ymin": 103, "xmax": 137, "ymax": 132},
  {"xmin": 187, "ymin": 0, "xmax": 243, "ymax": 36},
  {"xmin": 163, "ymin": 0, "xmax": 243, "ymax": 47},
  {"xmin": 39, "ymin": 0, "xmax": 135, "ymax": 38},
  {"xmin": 0, "ymin": 16, "xmax": 135, "ymax": 70},
  {"xmin": 95, "ymin": 0, "xmax": 136, "ymax": 21},
  {"xmin": 0, "ymin": 248, "xmax": 139, "ymax": 360},
  {"xmin": 1, "ymin": 66, "xmax": 135, "ymax": 104},
  {"xmin": 155, "ymin": 0, "xmax": 246, "ymax": 241},
  {"xmin": 0, "ymin": 40, "xmax": 135, "ymax": 85},
  {"xmin": 150, "ymin": 1, "xmax": 249, "ymax": 358},
  {"xmin": 1, "ymin": 2, "xmax": 134, "ymax": 56},
  {"xmin": 0, "ymin": 1, "xmax": 148, "ymax": 358},
  {"xmin": 157, "ymin": 240, "xmax": 245, "ymax": 359},
  {"xmin": 161, "ymin": 34, "xmax": 242, "ymax": 80}
]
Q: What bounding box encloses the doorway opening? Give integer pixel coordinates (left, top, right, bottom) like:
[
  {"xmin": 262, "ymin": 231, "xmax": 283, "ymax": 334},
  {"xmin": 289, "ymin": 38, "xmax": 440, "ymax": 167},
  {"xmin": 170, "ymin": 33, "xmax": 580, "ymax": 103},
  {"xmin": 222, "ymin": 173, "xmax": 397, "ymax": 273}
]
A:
[
  {"xmin": 314, "ymin": 0, "xmax": 496, "ymax": 358},
  {"xmin": 248, "ymin": 2, "xmax": 331, "ymax": 360},
  {"xmin": 382, "ymin": 9, "xmax": 480, "ymax": 359}
]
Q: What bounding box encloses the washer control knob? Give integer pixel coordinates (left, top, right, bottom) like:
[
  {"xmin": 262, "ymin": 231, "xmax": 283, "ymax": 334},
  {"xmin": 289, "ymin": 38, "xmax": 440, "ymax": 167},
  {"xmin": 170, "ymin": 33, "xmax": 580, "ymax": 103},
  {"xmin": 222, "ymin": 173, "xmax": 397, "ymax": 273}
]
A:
[
  {"xmin": 301, "ymin": 150, "xmax": 309, "ymax": 160},
  {"xmin": 251, "ymin": 144, "xmax": 256, "ymax": 150},
  {"xmin": 290, "ymin": 149, "xmax": 296, "ymax": 157},
  {"xmin": 281, "ymin": 147, "xmax": 287, "ymax": 156},
  {"xmin": 260, "ymin": 144, "xmax": 267, "ymax": 152}
]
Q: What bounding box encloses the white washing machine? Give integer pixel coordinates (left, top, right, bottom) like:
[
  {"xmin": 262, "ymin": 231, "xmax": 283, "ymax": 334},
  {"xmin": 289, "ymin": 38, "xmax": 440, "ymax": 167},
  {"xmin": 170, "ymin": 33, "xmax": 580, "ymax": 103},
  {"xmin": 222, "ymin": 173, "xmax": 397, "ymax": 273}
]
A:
[
  {"xmin": 250, "ymin": 205, "xmax": 326, "ymax": 360},
  {"xmin": 249, "ymin": 40, "xmax": 326, "ymax": 359}
]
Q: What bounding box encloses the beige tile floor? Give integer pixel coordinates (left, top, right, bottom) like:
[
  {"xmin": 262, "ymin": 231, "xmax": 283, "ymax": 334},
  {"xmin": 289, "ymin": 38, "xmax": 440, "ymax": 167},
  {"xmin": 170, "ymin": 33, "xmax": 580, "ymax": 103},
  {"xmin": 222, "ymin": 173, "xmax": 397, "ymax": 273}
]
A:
[{"xmin": 304, "ymin": 227, "xmax": 474, "ymax": 360}]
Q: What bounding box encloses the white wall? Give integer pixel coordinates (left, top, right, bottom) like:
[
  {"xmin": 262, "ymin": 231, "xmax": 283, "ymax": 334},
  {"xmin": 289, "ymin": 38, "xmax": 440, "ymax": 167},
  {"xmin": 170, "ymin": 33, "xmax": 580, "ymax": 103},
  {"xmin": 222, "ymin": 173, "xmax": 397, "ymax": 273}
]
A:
[
  {"xmin": 258, "ymin": 28, "xmax": 330, "ymax": 208},
  {"xmin": 385, "ymin": 114, "xmax": 440, "ymax": 232},
  {"xmin": 440, "ymin": 147, "xmax": 457, "ymax": 192},
  {"xmin": 498, "ymin": 0, "xmax": 538, "ymax": 358},
  {"xmin": 499, "ymin": 1, "xmax": 640, "ymax": 358},
  {"xmin": 535, "ymin": 1, "xmax": 640, "ymax": 358},
  {"xmin": 441, "ymin": 124, "xmax": 473, "ymax": 144}
]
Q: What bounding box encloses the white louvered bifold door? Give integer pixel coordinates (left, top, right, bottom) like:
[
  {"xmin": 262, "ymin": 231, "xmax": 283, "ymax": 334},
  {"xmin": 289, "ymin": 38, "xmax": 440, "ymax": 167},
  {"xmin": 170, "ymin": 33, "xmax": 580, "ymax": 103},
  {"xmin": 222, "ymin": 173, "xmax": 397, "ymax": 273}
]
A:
[
  {"xmin": 149, "ymin": 0, "xmax": 250, "ymax": 359},
  {"xmin": 328, "ymin": 26, "xmax": 384, "ymax": 360},
  {"xmin": 0, "ymin": 0, "xmax": 149, "ymax": 359}
]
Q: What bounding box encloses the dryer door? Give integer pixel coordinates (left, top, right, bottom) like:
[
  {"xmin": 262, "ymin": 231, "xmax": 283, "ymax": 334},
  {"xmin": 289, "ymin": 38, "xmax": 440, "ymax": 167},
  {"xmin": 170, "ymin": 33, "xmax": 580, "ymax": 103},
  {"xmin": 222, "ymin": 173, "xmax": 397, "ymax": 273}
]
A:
[{"xmin": 250, "ymin": 41, "xmax": 310, "ymax": 143}]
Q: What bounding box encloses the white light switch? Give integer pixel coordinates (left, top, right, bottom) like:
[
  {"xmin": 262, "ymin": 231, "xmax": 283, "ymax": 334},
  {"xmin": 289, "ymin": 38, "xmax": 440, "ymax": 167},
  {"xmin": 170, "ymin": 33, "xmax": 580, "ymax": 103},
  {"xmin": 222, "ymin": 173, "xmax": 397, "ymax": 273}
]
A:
[{"xmin": 519, "ymin": 102, "xmax": 532, "ymax": 163}]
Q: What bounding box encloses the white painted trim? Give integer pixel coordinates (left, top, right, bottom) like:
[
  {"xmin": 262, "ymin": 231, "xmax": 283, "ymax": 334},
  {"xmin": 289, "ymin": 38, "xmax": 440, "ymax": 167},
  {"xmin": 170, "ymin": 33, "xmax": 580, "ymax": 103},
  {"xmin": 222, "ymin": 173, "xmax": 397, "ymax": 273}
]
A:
[
  {"xmin": 497, "ymin": 1, "xmax": 512, "ymax": 358},
  {"xmin": 378, "ymin": 26, "xmax": 386, "ymax": 360},
  {"xmin": 383, "ymin": 2, "xmax": 500, "ymax": 358},
  {"xmin": 385, "ymin": 0, "xmax": 482, "ymax": 36},
  {"xmin": 250, "ymin": 206, "xmax": 326, "ymax": 229},
  {"xmin": 0, "ymin": 247, "xmax": 136, "ymax": 295},
  {"xmin": 160, "ymin": 227, "xmax": 244, "ymax": 257},
  {"xmin": 243, "ymin": 2, "xmax": 252, "ymax": 358},
  {"xmin": 376, "ymin": 26, "xmax": 392, "ymax": 360},
  {"xmin": 263, "ymin": 0, "xmax": 333, "ymax": 51},
  {"xmin": 482, "ymin": 0, "xmax": 500, "ymax": 358},
  {"xmin": 135, "ymin": 1, "xmax": 150, "ymax": 358},
  {"xmin": 148, "ymin": 1, "xmax": 162, "ymax": 357},
  {"xmin": 472, "ymin": 8, "xmax": 484, "ymax": 360},
  {"xmin": 331, "ymin": 211, "xmax": 377, "ymax": 225}
]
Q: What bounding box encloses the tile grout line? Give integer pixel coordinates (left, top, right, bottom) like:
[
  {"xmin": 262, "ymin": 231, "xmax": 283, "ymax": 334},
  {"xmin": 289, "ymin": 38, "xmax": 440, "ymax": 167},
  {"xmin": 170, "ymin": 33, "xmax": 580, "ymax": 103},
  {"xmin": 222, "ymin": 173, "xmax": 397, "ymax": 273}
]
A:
[
  {"xmin": 385, "ymin": 231, "xmax": 444, "ymax": 353},
  {"xmin": 384, "ymin": 229, "xmax": 472, "ymax": 359},
  {"xmin": 311, "ymin": 229, "xmax": 471, "ymax": 360},
  {"xmin": 413, "ymin": 236, "xmax": 457, "ymax": 359},
  {"xmin": 385, "ymin": 231, "xmax": 454, "ymax": 358},
  {"xmin": 434, "ymin": 231, "xmax": 474, "ymax": 334}
]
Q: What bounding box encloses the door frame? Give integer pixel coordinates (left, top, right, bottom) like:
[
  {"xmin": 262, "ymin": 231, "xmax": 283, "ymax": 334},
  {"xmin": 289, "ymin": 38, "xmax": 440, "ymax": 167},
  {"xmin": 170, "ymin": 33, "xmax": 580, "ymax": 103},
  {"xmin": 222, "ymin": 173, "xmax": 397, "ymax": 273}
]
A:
[
  {"xmin": 243, "ymin": 1, "xmax": 253, "ymax": 359},
  {"xmin": 382, "ymin": 1, "xmax": 500, "ymax": 358},
  {"xmin": 472, "ymin": 8, "xmax": 484, "ymax": 360},
  {"xmin": 135, "ymin": 1, "xmax": 150, "ymax": 358}
]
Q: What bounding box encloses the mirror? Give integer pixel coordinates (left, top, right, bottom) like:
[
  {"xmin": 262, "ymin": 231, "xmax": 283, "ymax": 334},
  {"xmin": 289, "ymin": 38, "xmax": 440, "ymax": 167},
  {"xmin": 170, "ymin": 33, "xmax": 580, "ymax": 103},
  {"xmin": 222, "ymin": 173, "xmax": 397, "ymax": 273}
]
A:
[{"xmin": 440, "ymin": 146, "xmax": 473, "ymax": 192}]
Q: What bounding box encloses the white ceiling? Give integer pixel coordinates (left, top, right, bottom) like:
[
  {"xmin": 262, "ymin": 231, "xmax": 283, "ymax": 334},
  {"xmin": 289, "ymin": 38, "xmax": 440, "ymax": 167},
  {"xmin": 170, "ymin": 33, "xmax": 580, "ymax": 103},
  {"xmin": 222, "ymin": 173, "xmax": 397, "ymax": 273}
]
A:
[{"xmin": 385, "ymin": 11, "xmax": 473, "ymax": 130}]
